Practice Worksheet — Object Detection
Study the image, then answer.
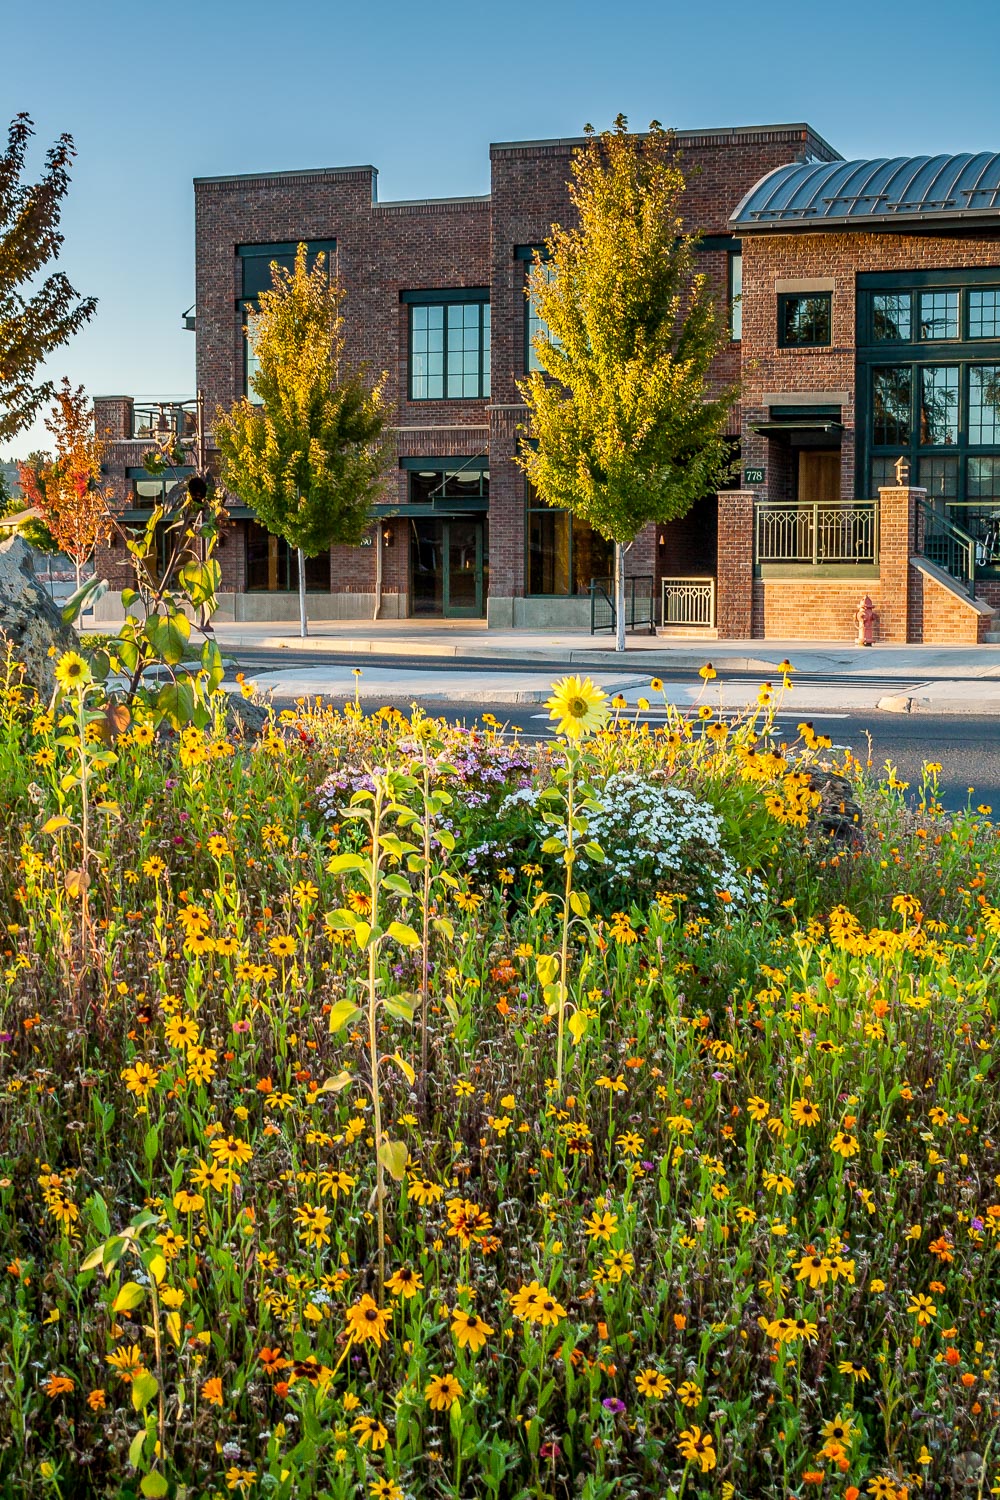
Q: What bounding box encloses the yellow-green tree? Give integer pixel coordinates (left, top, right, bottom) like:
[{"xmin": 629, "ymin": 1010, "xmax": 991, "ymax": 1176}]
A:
[
  {"xmin": 215, "ymin": 245, "xmax": 389, "ymax": 637},
  {"xmin": 518, "ymin": 116, "xmax": 737, "ymax": 650}
]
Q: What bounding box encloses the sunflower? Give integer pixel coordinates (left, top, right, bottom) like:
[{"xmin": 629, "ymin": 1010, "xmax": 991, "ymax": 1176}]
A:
[
  {"xmin": 54, "ymin": 651, "xmax": 91, "ymax": 694},
  {"xmin": 425, "ymin": 1373, "xmax": 463, "ymax": 1411},
  {"xmin": 545, "ymin": 676, "xmax": 609, "ymax": 740}
]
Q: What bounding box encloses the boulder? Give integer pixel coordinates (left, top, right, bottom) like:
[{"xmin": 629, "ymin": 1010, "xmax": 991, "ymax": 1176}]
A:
[
  {"xmin": 807, "ymin": 767, "xmax": 864, "ymax": 846},
  {"xmin": 0, "ymin": 533, "xmax": 80, "ymax": 699}
]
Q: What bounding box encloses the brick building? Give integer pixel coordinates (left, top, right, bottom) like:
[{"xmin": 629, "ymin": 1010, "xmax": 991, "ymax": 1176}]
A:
[
  {"xmin": 93, "ymin": 132, "xmax": 1000, "ymax": 642},
  {"xmin": 94, "ymin": 122, "xmax": 839, "ymax": 626}
]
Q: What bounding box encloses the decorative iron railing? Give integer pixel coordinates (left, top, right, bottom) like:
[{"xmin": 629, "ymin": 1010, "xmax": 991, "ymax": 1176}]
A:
[
  {"xmin": 660, "ymin": 576, "xmax": 716, "ymax": 627},
  {"xmin": 915, "ymin": 498, "xmax": 976, "ymax": 596},
  {"xmin": 754, "ymin": 500, "xmax": 879, "ymax": 566},
  {"xmin": 589, "ymin": 575, "xmax": 656, "ymax": 635}
]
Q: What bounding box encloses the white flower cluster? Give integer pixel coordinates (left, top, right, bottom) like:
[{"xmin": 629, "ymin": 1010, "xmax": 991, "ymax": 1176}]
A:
[{"xmin": 560, "ymin": 772, "xmax": 747, "ymax": 911}]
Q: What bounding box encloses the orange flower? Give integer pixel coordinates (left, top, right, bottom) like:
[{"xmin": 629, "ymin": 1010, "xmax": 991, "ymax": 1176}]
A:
[
  {"xmin": 201, "ymin": 1376, "xmax": 224, "ymax": 1406},
  {"xmin": 44, "ymin": 1374, "xmax": 74, "ymax": 1397},
  {"xmin": 87, "ymin": 1388, "xmax": 106, "ymax": 1411}
]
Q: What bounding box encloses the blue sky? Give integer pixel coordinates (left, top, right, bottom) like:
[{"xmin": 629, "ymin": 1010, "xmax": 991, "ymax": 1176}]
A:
[{"xmin": 6, "ymin": 0, "xmax": 1000, "ymax": 455}]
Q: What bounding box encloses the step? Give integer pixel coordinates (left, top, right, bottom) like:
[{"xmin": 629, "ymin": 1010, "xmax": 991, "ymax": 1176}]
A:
[{"xmin": 656, "ymin": 626, "xmax": 719, "ymax": 640}]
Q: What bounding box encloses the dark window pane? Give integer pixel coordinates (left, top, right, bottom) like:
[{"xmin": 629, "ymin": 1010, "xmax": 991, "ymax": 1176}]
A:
[
  {"xmin": 872, "ymin": 293, "xmax": 911, "ymax": 342},
  {"xmin": 919, "ymin": 291, "xmax": 958, "ymax": 340},
  {"xmin": 528, "ymin": 509, "xmax": 570, "ymax": 595},
  {"xmin": 919, "ymin": 366, "xmax": 959, "ymax": 445},
  {"xmin": 872, "ymin": 367, "xmax": 911, "ymax": 446},
  {"xmin": 969, "ymin": 290, "xmax": 1000, "ymax": 340},
  {"xmin": 917, "ymin": 456, "xmax": 959, "ymax": 500},
  {"xmin": 969, "ymin": 366, "xmax": 1000, "ymax": 444},
  {"xmin": 968, "ymin": 455, "xmax": 1000, "ymax": 498},
  {"xmin": 870, "ymin": 456, "xmax": 900, "ymax": 492},
  {"xmin": 245, "ymin": 521, "xmax": 330, "ymax": 591},
  {"xmin": 779, "ymin": 293, "xmax": 831, "ymax": 347},
  {"xmin": 570, "ymin": 517, "xmax": 613, "ymax": 592}
]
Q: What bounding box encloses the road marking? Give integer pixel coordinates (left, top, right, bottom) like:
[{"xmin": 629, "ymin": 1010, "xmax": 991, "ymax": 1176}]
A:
[{"xmin": 530, "ymin": 710, "xmax": 849, "ymax": 722}]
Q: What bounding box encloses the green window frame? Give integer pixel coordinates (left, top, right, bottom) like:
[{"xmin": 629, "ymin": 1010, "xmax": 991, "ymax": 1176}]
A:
[
  {"xmin": 858, "ymin": 272, "xmax": 1000, "ymax": 569},
  {"xmin": 404, "ymin": 290, "xmax": 490, "ymax": 401},
  {"xmin": 778, "ymin": 292, "xmax": 832, "ymax": 348}
]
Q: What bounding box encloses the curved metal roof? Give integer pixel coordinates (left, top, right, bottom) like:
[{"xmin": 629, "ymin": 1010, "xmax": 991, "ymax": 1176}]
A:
[{"xmin": 731, "ymin": 154, "xmax": 1000, "ymax": 232}]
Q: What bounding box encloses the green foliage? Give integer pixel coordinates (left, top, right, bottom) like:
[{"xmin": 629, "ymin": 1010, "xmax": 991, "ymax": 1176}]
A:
[
  {"xmin": 215, "ymin": 244, "xmax": 390, "ymax": 557},
  {"xmin": 518, "ymin": 115, "xmax": 737, "ymax": 543}
]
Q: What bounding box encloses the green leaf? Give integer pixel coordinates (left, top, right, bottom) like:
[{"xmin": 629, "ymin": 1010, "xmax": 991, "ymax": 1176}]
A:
[
  {"xmin": 130, "ymin": 1371, "xmax": 159, "ymax": 1412},
  {"xmin": 569, "ymin": 891, "xmax": 591, "ymax": 917},
  {"xmin": 155, "ymin": 679, "xmax": 196, "ymax": 731},
  {"xmin": 382, "ymin": 873, "xmax": 412, "ymax": 897},
  {"xmin": 383, "ymin": 993, "xmax": 418, "ymax": 1024},
  {"xmin": 535, "ymin": 953, "xmax": 560, "ymax": 986},
  {"xmin": 324, "ymin": 908, "xmax": 358, "ymax": 931},
  {"xmin": 200, "ymin": 638, "xmax": 225, "ymax": 693},
  {"xmin": 377, "ymin": 1139, "xmax": 408, "ymax": 1181},
  {"xmin": 432, "ymin": 917, "xmax": 455, "ymax": 940},
  {"xmin": 328, "ymin": 999, "xmax": 362, "ymax": 1032},
  {"xmin": 391, "ymin": 1051, "xmax": 416, "ymax": 1085},
  {"xmin": 61, "ymin": 574, "xmax": 108, "ymax": 623},
  {"xmin": 140, "ymin": 1474, "xmax": 169, "ymax": 1498},
  {"xmin": 113, "ymin": 1281, "xmax": 146, "ymax": 1312},
  {"xmin": 144, "ymin": 611, "xmax": 191, "ymax": 667},
  {"xmin": 121, "ymin": 588, "xmax": 138, "ymax": 608},
  {"xmin": 387, "ymin": 920, "xmax": 419, "ymax": 948},
  {"xmin": 326, "ymin": 852, "xmax": 368, "ymax": 874},
  {"xmin": 128, "ymin": 1428, "xmax": 148, "ymax": 1470},
  {"xmin": 319, "ymin": 1070, "xmax": 353, "ymax": 1093}
]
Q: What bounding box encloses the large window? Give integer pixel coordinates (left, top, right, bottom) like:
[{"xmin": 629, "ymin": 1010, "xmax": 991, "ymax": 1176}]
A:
[
  {"xmin": 859, "ymin": 274, "xmax": 1000, "ymax": 566},
  {"xmin": 246, "ymin": 522, "xmax": 331, "ymax": 592},
  {"xmin": 237, "ymin": 241, "xmax": 335, "ymax": 402},
  {"xmin": 778, "ymin": 292, "xmax": 832, "ymax": 348},
  {"xmin": 407, "ymin": 465, "xmax": 489, "ymax": 504},
  {"xmin": 729, "ymin": 252, "xmax": 743, "ymax": 341},
  {"xmin": 525, "ymin": 483, "xmax": 613, "ymax": 596},
  {"xmin": 526, "ymin": 262, "xmax": 556, "ymax": 373},
  {"xmin": 405, "ymin": 293, "xmax": 490, "ymax": 400}
]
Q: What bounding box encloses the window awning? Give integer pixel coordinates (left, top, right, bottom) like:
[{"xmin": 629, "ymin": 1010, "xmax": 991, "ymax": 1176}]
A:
[{"xmin": 751, "ymin": 419, "xmax": 844, "ymax": 438}]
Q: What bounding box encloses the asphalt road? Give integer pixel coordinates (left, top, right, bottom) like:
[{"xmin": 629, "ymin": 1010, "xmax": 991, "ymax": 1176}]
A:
[{"xmin": 225, "ymin": 646, "xmax": 1000, "ymax": 814}]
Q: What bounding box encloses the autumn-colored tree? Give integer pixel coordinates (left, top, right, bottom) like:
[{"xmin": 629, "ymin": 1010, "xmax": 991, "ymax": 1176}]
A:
[
  {"xmin": 19, "ymin": 380, "xmax": 111, "ymax": 587},
  {"xmin": 517, "ymin": 116, "xmax": 737, "ymax": 650},
  {"xmin": 0, "ymin": 115, "xmax": 97, "ymax": 443},
  {"xmin": 216, "ymin": 244, "xmax": 389, "ymax": 637}
]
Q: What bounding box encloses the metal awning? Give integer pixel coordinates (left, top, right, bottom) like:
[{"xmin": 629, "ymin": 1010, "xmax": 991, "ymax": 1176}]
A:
[{"xmin": 751, "ymin": 420, "xmax": 844, "ymax": 439}]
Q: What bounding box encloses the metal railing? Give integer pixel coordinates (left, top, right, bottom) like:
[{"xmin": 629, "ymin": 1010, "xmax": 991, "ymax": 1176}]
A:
[
  {"xmin": 916, "ymin": 498, "xmax": 976, "ymax": 596},
  {"xmin": 661, "ymin": 576, "xmax": 716, "ymax": 628},
  {"xmin": 132, "ymin": 400, "xmax": 199, "ymax": 442},
  {"xmin": 754, "ymin": 499, "xmax": 879, "ymax": 566},
  {"xmin": 589, "ymin": 575, "xmax": 656, "ymax": 635}
]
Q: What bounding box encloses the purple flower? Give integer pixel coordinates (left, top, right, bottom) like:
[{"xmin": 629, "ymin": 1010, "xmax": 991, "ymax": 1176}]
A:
[
  {"xmin": 602, "ymin": 1397, "xmax": 626, "ymax": 1415},
  {"xmin": 972, "ymin": 1217, "xmax": 985, "ymax": 1231}
]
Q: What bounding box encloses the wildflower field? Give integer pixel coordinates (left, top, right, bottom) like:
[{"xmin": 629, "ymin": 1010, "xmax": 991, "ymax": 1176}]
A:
[{"xmin": 2, "ymin": 654, "xmax": 1000, "ymax": 1500}]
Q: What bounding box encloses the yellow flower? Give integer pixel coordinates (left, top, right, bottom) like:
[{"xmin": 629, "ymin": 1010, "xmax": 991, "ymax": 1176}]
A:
[
  {"xmin": 121, "ymin": 1061, "xmax": 159, "ymax": 1098},
  {"xmin": 790, "ymin": 1098, "xmax": 821, "ymax": 1128},
  {"xmin": 699, "ymin": 663, "xmax": 716, "ymax": 681},
  {"xmin": 545, "ymin": 676, "xmax": 609, "ymax": 740},
  {"xmin": 583, "ymin": 1209, "xmax": 619, "ymax": 1241},
  {"xmin": 385, "ymin": 1266, "xmax": 424, "ymax": 1299},
  {"xmin": 54, "ymin": 651, "xmax": 91, "ymax": 693},
  {"xmin": 344, "ymin": 1295, "xmax": 390, "ymax": 1346},
  {"xmin": 636, "ymin": 1368, "xmax": 671, "ymax": 1398},
  {"xmin": 677, "ymin": 1425, "xmax": 716, "ymax": 1473},
  {"xmin": 425, "ymin": 1373, "xmax": 463, "ymax": 1411},
  {"xmin": 451, "ymin": 1308, "xmax": 493, "ymax": 1352},
  {"xmin": 350, "ymin": 1413, "xmax": 388, "ymax": 1449}
]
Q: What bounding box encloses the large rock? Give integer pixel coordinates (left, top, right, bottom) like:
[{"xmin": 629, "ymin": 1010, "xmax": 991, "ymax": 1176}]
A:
[{"xmin": 0, "ymin": 534, "xmax": 80, "ymax": 699}]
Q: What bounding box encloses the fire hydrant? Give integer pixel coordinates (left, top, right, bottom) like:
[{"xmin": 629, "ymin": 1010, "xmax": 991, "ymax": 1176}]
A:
[{"xmin": 856, "ymin": 594, "xmax": 875, "ymax": 647}]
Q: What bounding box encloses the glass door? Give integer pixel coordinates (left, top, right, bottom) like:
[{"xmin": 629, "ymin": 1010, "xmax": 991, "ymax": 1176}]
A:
[{"xmin": 443, "ymin": 519, "xmax": 483, "ymax": 616}]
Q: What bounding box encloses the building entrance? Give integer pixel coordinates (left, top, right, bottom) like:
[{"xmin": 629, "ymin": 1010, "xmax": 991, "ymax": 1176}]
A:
[{"xmin": 409, "ymin": 518, "xmax": 487, "ymax": 617}]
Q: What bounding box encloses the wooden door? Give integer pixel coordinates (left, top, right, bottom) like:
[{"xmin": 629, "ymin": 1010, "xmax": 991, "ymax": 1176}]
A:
[{"xmin": 798, "ymin": 450, "xmax": 842, "ymax": 503}]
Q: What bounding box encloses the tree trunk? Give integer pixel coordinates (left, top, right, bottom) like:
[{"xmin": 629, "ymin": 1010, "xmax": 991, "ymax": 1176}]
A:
[
  {"xmin": 297, "ymin": 548, "xmax": 308, "ymax": 639},
  {"xmin": 614, "ymin": 541, "xmax": 626, "ymax": 653},
  {"xmin": 74, "ymin": 556, "xmax": 81, "ymax": 591}
]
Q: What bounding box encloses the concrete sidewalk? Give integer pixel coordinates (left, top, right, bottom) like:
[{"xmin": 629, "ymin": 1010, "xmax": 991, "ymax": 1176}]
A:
[{"xmin": 200, "ymin": 617, "xmax": 1000, "ymax": 682}]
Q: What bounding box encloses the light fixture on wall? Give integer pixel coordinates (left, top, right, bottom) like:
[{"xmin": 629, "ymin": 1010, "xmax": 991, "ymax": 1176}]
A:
[{"xmin": 382, "ymin": 524, "xmax": 394, "ymax": 546}]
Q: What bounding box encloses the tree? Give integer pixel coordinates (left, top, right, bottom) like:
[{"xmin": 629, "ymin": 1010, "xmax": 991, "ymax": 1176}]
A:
[
  {"xmin": 517, "ymin": 116, "xmax": 737, "ymax": 650},
  {"xmin": 0, "ymin": 450, "xmax": 62, "ymax": 597},
  {"xmin": 18, "ymin": 380, "xmax": 111, "ymax": 587},
  {"xmin": 0, "ymin": 114, "xmax": 97, "ymax": 443},
  {"xmin": 215, "ymin": 244, "xmax": 389, "ymax": 638}
]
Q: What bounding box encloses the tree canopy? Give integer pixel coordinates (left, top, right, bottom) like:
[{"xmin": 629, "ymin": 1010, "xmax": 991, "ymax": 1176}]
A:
[
  {"xmin": 517, "ymin": 116, "xmax": 737, "ymax": 545},
  {"xmin": 215, "ymin": 244, "xmax": 389, "ymax": 557},
  {"xmin": 0, "ymin": 115, "xmax": 97, "ymax": 443}
]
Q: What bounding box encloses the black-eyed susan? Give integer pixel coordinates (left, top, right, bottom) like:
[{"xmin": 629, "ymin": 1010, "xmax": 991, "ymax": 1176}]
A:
[
  {"xmin": 677, "ymin": 1425, "xmax": 716, "ymax": 1473},
  {"xmin": 635, "ymin": 1368, "xmax": 670, "ymax": 1398},
  {"xmin": 451, "ymin": 1308, "xmax": 493, "ymax": 1352},
  {"xmin": 425, "ymin": 1373, "xmax": 462, "ymax": 1411},
  {"xmin": 344, "ymin": 1295, "xmax": 390, "ymax": 1347}
]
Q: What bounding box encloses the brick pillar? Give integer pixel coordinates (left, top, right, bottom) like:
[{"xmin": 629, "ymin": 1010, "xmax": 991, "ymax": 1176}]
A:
[
  {"xmin": 716, "ymin": 489, "xmax": 754, "ymax": 639},
  {"xmin": 877, "ymin": 485, "xmax": 922, "ymax": 643},
  {"xmin": 93, "ymin": 396, "xmax": 132, "ymax": 441}
]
